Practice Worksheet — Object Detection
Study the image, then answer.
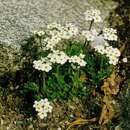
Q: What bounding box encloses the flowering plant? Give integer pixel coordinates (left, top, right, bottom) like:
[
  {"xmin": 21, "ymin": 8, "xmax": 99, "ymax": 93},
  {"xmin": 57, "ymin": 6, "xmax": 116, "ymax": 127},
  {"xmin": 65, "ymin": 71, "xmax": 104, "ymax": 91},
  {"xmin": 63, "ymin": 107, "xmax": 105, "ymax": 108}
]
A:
[
  {"xmin": 21, "ymin": 8, "xmax": 121, "ymax": 119},
  {"xmin": 33, "ymin": 98, "xmax": 53, "ymax": 119}
]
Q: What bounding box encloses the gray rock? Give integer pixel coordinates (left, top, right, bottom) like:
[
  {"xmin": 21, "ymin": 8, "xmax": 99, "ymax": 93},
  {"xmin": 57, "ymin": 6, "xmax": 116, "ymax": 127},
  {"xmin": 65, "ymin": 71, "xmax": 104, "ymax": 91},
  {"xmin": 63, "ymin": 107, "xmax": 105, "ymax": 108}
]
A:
[{"xmin": 0, "ymin": 0, "xmax": 118, "ymax": 74}]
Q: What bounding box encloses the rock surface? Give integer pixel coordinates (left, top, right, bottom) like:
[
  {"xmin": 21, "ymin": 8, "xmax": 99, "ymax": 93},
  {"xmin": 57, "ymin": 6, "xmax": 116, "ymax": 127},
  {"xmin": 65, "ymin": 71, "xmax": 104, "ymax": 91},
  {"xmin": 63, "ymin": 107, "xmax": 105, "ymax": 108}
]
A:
[{"xmin": 0, "ymin": 0, "xmax": 118, "ymax": 74}]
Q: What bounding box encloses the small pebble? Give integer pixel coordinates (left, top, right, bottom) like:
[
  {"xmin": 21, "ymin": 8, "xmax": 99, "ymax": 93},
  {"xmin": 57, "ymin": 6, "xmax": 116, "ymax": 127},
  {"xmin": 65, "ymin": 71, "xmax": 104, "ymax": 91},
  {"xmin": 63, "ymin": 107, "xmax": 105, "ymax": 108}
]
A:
[
  {"xmin": 57, "ymin": 127, "xmax": 62, "ymax": 130},
  {"xmin": 122, "ymin": 57, "xmax": 127, "ymax": 63}
]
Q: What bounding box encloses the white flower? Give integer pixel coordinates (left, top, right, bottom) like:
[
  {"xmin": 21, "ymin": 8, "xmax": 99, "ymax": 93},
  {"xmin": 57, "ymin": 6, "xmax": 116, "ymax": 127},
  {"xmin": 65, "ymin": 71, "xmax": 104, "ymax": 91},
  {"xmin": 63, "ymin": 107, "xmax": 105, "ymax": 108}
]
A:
[
  {"xmin": 60, "ymin": 29, "xmax": 72, "ymax": 39},
  {"xmin": 33, "ymin": 98, "xmax": 53, "ymax": 119},
  {"xmin": 82, "ymin": 29, "xmax": 98, "ymax": 41},
  {"xmin": 103, "ymin": 28, "xmax": 117, "ymax": 41},
  {"xmin": 34, "ymin": 31, "xmax": 45, "ymax": 36},
  {"xmin": 94, "ymin": 45, "xmax": 106, "ymax": 55},
  {"xmin": 47, "ymin": 36, "xmax": 62, "ymax": 50},
  {"xmin": 104, "ymin": 42, "xmax": 109, "ymax": 47},
  {"xmin": 47, "ymin": 22, "xmax": 62, "ymax": 30},
  {"xmin": 79, "ymin": 60, "xmax": 87, "ymax": 66},
  {"xmin": 122, "ymin": 57, "xmax": 127, "ymax": 63},
  {"xmin": 79, "ymin": 54, "xmax": 85, "ymax": 59},
  {"xmin": 38, "ymin": 112, "xmax": 47, "ymax": 119},
  {"xmin": 69, "ymin": 55, "xmax": 86, "ymax": 67},
  {"xmin": 49, "ymin": 30, "xmax": 61, "ymax": 37},
  {"xmin": 84, "ymin": 9, "xmax": 102, "ymax": 23},
  {"xmin": 109, "ymin": 56, "xmax": 119, "ymax": 65},
  {"xmin": 65, "ymin": 23, "xmax": 79, "ymax": 36},
  {"xmin": 94, "ymin": 45, "xmax": 120, "ymax": 65},
  {"xmin": 82, "ymin": 30, "xmax": 94, "ymax": 41},
  {"xmin": 44, "ymin": 104, "xmax": 53, "ymax": 113},
  {"xmin": 106, "ymin": 47, "xmax": 120, "ymax": 65},
  {"xmin": 47, "ymin": 50, "xmax": 69, "ymax": 65},
  {"xmin": 44, "ymin": 22, "xmax": 79, "ymax": 50},
  {"xmin": 33, "ymin": 101, "xmax": 43, "ymax": 112},
  {"xmin": 56, "ymin": 23, "xmax": 79, "ymax": 39},
  {"xmin": 82, "ymin": 27, "xmax": 117, "ymax": 48},
  {"xmin": 33, "ymin": 58, "xmax": 52, "ymax": 72}
]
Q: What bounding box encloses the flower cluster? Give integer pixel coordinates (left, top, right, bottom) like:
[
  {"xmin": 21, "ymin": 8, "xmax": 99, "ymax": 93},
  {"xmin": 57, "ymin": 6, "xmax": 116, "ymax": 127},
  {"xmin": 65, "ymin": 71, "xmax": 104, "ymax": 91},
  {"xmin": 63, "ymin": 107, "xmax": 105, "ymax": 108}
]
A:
[
  {"xmin": 103, "ymin": 28, "xmax": 117, "ymax": 41},
  {"xmin": 82, "ymin": 27, "xmax": 117, "ymax": 43},
  {"xmin": 47, "ymin": 22, "xmax": 79, "ymax": 38},
  {"xmin": 61, "ymin": 23, "xmax": 79, "ymax": 39},
  {"xmin": 84, "ymin": 8, "xmax": 102, "ymax": 23},
  {"xmin": 43, "ymin": 22, "xmax": 79, "ymax": 51},
  {"xmin": 82, "ymin": 29, "xmax": 98, "ymax": 42},
  {"xmin": 95, "ymin": 45, "xmax": 121, "ymax": 65},
  {"xmin": 47, "ymin": 50, "xmax": 69, "ymax": 65},
  {"xmin": 33, "ymin": 8, "xmax": 120, "ymax": 72},
  {"xmin": 83, "ymin": 9, "xmax": 118, "ymax": 50},
  {"xmin": 34, "ymin": 31, "xmax": 45, "ymax": 37},
  {"xmin": 33, "ymin": 98, "xmax": 53, "ymax": 119},
  {"xmin": 69, "ymin": 55, "xmax": 86, "ymax": 67},
  {"xmin": 81, "ymin": 27, "xmax": 118, "ymax": 57},
  {"xmin": 33, "ymin": 58, "xmax": 52, "ymax": 72},
  {"xmin": 33, "ymin": 51, "xmax": 86, "ymax": 72},
  {"xmin": 82, "ymin": 14, "xmax": 120, "ymax": 66}
]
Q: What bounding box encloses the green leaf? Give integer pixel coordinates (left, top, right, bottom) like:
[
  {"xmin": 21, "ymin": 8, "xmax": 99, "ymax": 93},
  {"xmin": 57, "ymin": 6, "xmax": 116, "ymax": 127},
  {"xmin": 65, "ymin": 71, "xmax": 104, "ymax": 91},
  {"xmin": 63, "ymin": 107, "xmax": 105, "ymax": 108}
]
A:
[{"xmin": 23, "ymin": 82, "xmax": 39, "ymax": 93}]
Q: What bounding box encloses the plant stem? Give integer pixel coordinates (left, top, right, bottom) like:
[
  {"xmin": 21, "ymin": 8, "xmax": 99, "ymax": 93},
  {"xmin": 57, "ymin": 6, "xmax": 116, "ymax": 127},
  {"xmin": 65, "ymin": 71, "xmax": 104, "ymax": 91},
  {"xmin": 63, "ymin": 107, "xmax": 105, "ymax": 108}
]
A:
[
  {"xmin": 89, "ymin": 19, "xmax": 94, "ymax": 31},
  {"xmin": 83, "ymin": 40, "xmax": 89, "ymax": 53},
  {"xmin": 43, "ymin": 72, "xmax": 46, "ymax": 88},
  {"xmin": 72, "ymin": 68, "xmax": 80, "ymax": 94},
  {"xmin": 54, "ymin": 65, "xmax": 62, "ymax": 86},
  {"xmin": 40, "ymin": 71, "xmax": 46, "ymax": 96},
  {"xmin": 83, "ymin": 20, "xmax": 94, "ymax": 52}
]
